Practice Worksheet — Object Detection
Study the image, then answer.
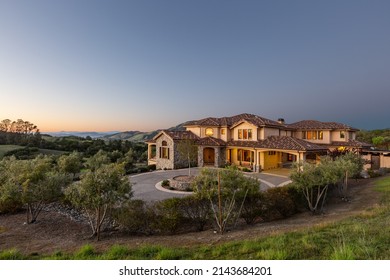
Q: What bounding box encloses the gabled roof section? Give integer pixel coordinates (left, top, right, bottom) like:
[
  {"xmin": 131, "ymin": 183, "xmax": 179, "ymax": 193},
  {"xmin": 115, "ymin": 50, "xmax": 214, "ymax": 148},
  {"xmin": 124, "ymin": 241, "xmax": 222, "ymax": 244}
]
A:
[
  {"xmin": 288, "ymin": 120, "xmax": 359, "ymax": 131},
  {"xmin": 197, "ymin": 137, "xmax": 226, "ymax": 146},
  {"xmin": 153, "ymin": 130, "xmax": 199, "ymax": 141},
  {"xmin": 185, "ymin": 113, "xmax": 287, "ymax": 129}
]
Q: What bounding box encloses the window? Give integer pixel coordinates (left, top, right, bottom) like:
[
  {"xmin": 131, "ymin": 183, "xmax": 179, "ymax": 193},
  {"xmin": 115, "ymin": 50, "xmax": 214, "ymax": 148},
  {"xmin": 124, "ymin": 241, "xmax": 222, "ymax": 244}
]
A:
[
  {"xmin": 303, "ymin": 130, "xmax": 324, "ymax": 140},
  {"xmin": 221, "ymin": 128, "xmax": 225, "ymax": 135},
  {"xmin": 160, "ymin": 140, "xmax": 169, "ymax": 159},
  {"xmin": 205, "ymin": 128, "xmax": 213, "ymax": 136},
  {"xmin": 238, "ymin": 129, "xmax": 243, "ymax": 139},
  {"xmin": 238, "ymin": 129, "xmax": 252, "ymax": 140},
  {"xmin": 340, "ymin": 131, "xmax": 345, "ymax": 139},
  {"xmin": 242, "ymin": 150, "xmax": 254, "ymax": 162},
  {"xmin": 268, "ymin": 151, "xmax": 276, "ymax": 156}
]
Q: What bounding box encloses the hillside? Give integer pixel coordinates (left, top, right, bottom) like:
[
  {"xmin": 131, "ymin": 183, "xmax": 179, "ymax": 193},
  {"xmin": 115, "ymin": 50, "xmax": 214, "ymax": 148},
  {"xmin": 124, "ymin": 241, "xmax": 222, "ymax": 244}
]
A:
[{"xmin": 102, "ymin": 123, "xmax": 186, "ymax": 142}]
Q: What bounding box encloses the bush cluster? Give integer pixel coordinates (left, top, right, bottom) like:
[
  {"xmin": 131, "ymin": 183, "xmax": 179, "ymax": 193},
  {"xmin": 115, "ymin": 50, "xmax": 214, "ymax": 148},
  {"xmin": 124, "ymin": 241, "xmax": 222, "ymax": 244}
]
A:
[{"xmin": 114, "ymin": 184, "xmax": 303, "ymax": 236}]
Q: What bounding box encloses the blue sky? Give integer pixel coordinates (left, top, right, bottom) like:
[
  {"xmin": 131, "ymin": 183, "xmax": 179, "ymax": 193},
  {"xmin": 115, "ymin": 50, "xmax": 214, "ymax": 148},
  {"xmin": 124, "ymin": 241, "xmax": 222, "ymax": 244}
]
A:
[{"xmin": 1, "ymin": 0, "xmax": 389, "ymax": 132}]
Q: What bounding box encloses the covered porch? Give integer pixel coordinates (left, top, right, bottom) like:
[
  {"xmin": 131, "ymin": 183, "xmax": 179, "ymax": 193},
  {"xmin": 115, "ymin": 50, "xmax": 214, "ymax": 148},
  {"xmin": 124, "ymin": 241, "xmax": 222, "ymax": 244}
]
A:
[
  {"xmin": 147, "ymin": 142, "xmax": 157, "ymax": 166},
  {"xmin": 226, "ymin": 147, "xmax": 307, "ymax": 172}
]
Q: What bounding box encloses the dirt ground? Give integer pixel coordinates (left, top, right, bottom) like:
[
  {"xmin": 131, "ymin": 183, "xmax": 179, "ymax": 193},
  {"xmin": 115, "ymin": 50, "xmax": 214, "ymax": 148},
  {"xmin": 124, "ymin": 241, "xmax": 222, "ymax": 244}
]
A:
[{"xmin": 0, "ymin": 176, "xmax": 384, "ymax": 256}]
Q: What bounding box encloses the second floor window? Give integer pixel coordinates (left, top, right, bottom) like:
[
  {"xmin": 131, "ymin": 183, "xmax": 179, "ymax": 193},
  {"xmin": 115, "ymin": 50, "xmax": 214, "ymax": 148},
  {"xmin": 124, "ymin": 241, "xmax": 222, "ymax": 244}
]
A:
[
  {"xmin": 238, "ymin": 129, "xmax": 252, "ymax": 140},
  {"xmin": 340, "ymin": 131, "xmax": 345, "ymax": 139},
  {"xmin": 205, "ymin": 128, "xmax": 213, "ymax": 136},
  {"xmin": 302, "ymin": 130, "xmax": 324, "ymax": 140}
]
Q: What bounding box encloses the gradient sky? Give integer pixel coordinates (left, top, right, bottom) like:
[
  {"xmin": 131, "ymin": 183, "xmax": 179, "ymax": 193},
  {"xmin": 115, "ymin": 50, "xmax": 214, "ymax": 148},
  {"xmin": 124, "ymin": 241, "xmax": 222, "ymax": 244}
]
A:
[{"xmin": 1, "ymin": 0, "xmax": 389, "ymax": 132}]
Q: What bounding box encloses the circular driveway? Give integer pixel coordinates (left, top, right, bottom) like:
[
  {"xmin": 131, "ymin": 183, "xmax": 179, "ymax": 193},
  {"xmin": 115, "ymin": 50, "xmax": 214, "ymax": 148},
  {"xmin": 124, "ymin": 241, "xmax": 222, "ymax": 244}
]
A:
[{"xmin": 130, "ymin": 167, "xmax": 292, "ymax": 202}]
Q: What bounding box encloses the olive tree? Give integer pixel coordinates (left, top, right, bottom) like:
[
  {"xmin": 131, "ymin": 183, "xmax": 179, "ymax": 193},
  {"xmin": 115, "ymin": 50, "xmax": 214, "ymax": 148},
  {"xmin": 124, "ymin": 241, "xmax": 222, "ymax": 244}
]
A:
[
  {"xmin": 176, "ymin": 139, "xmax": 198, "ymax": 176},
  {"xmin": 0, "ymin": 156, "xmax": 70, "ymax": 223},
  {"xmin": 192, "ymin": 166, "xmax": 260, "ymax": 234},
  {"xmin": 57, "ymin": 151, "xmax": 83, "ymax": 179},
  {"xmin": 291, "ymin": 157, "xmax": 341, "ymax": 214},
  {"xmin": 65, "ymin": 162, "xmax": 132, "ymax": 241},
  {"xmin": 335, "ymin": 152, "xmax": 364, "ymax": 199}
]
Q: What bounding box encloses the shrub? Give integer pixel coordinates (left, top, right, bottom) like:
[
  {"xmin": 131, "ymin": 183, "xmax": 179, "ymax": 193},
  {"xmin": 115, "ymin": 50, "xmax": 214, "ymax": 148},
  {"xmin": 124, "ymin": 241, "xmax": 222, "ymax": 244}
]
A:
[
  {"xmin": 161, "ymin": 179, "xmax": 170, "ymax": 187},
  {"xmin": 368, "ymin": 169, "xmax": 381, "ymax": 178},
  {"xmin": 154, "ymin": 198, "xmax": 185, "ymax": 234},
  {"xmin": 180, "ymin": 195, "xmax": 211, "ymax": 231},
  {"xmin": 263, "ymin": 186, "xmax": 297, "ymax": 219},
  {"xmin": 147, "ymin": 164, "xmax": 156, "ymax": 171},
  {"xmin": 240, "ymin": 191, "xmax": 266, "ymax": 225},
  {"xmin": 113, "ymin": 200, "xmax": 157, "ymax": 235}
]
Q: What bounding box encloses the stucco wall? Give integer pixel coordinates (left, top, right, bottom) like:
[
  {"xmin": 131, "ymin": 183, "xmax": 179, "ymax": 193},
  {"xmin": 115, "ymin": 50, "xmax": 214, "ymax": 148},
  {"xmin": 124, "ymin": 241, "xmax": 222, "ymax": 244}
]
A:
[
  {"xmin": 331, "ymin": 130, "xmax": 348, "ymax": 141},
  {"xmin": 233, "ymin": 122, "xmax": 257, "ymax": 140},
  {"xmin": 263, "ymin": 127, "xmax": 280, "ymax": 138},
  {"xmin": 186, "ymin": 127, "xmax": 201, "ymax": 137},
  {"xmin": 381, "ymin": 155, "xmax": 390, "ymax": 168}
]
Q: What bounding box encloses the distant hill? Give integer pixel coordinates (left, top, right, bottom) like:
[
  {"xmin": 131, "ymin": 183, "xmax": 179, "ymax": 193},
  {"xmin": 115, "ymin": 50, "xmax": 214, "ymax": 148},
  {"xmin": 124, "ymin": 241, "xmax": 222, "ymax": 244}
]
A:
[
  {"xmin": 102, "ymin": 123, "xmax": 186, "ymax": 142},
  {"xmin": 45, "ymin": 131, "xmax": 120, "ymax": 138},
  {"xmin": 102, "ymin": 131, "xmax": 158, "ymax": 141}
]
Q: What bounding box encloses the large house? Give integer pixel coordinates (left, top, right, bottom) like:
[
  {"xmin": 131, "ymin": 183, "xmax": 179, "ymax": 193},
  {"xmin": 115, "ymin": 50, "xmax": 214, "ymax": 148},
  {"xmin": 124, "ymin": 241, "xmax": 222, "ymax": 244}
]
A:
[{"xmin": 146, "ymin": 113, "xmax": 385, "ymax": 171}]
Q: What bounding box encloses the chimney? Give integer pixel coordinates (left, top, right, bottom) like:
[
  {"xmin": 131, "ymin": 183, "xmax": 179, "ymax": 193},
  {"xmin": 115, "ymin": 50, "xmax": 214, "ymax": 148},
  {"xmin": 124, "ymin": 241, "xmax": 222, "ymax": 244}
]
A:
[{"xmin": 277, "ymin": 118, "xmax": 285, "ymax": 124}]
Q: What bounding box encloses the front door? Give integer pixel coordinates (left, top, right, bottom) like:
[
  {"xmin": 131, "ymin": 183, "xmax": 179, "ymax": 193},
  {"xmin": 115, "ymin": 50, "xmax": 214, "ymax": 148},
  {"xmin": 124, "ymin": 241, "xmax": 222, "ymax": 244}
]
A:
[{"xmin": 203, "ymin": 148, "xmax": 215, "ymax": 165}]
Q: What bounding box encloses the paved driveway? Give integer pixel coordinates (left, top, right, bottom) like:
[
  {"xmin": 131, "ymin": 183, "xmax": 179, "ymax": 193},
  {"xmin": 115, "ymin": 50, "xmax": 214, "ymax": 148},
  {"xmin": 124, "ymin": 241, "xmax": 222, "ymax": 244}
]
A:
[{"xmin": 130, "ymin": 167, "xmax": 292, "ymax": 202}]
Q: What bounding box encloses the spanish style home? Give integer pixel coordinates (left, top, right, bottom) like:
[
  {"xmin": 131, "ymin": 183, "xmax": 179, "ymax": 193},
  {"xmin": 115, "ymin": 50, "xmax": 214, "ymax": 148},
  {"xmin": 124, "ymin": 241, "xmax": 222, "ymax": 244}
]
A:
[{"xmin": 147, "ymin": 113, "xmax": 379, "ymax": 171}]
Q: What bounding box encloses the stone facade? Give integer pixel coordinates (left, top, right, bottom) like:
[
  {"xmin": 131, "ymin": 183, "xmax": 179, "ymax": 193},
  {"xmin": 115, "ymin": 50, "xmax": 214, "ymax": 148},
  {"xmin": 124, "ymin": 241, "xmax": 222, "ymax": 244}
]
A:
[{"xmin": 155, "ymin": 133, "xmax": 174, "ymax": 170}]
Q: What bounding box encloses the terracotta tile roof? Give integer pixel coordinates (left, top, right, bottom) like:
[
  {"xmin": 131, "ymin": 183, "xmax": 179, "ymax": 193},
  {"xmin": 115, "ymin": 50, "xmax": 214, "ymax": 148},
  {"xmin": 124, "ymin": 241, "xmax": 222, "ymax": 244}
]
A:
[
  {"xmin": 197, "ymin": 137, "xmax": 227, "ymax": 146},
  {"xmin": 162, "ymin": 130, "xmax": 200, "ymax": 141},
  {"xmin": 260, "ymin": 136, "xmax": 328, "ymax": 151},
  {"xmin": 226, "ymin": 140, "xmax": 261, "ymax": 148},
  {"xmin": 227, "ymin": 136, "xmax": 327, "ymax": 151},
  {"xmin": 185, "ymin": 113, "xmax": 286, "ymax": 129},
  {"xmin": 288, "ymin": 120, "xmax": 359, "ymax": 131},
  {"xmin": 330, "ymin": 140, "xmax": 372, "ymax": 148}
]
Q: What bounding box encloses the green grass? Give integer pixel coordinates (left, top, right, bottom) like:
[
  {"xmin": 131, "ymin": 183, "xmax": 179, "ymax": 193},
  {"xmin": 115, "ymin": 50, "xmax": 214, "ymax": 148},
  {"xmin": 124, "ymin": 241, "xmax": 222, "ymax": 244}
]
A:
[
  {"xmin": 0, "ymin": 145, "xmax": 24, "ymax": 158},
  {"xmin": 2, "ymin": 176, "xmax": 390, "ymax": 260}
]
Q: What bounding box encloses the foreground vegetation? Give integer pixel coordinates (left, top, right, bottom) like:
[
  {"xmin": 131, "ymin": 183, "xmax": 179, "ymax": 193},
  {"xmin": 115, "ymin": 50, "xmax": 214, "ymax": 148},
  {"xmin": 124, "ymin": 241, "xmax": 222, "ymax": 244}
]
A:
[{"xmin": 1, "ymin": 176, "xmax": 389, "ymax": 260}]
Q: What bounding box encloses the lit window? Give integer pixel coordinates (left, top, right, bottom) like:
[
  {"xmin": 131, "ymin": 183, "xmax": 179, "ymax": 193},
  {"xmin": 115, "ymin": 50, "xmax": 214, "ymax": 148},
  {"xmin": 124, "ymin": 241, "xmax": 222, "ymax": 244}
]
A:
[
  {"xmin": 318, "ymin": 131, "xmax": 323, "ymax": 140},
  {"xmin": 238, "ymin": 129, "xmax": 252, "ymax": 140},
  {"xmin": 205, "ymin": 128, "xmax": 213, "ymax": 136},
  {"xmin": 160, "ymin": 141, "xmax": 169, "ymax": 159},
  {"xmin": 221, "ymin": 128, "xmax": 225, "ymax": 135}
]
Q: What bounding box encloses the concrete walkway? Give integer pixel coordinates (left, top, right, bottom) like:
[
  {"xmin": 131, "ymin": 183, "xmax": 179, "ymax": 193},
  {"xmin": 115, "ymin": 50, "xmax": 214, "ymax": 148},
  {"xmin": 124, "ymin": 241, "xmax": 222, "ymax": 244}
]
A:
[{"xmin": 130, "ymin": 167, "xmax": 292, "ymax": 202}]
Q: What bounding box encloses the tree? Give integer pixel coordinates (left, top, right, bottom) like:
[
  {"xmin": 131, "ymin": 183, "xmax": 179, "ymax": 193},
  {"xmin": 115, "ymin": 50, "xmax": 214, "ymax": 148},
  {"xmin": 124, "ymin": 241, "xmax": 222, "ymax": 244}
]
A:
[
  {"xmin": 176, "ymin": 139, "xmax": 198, "ymax": 176},
  {"xmin": 192, "ymin": 166, "xmax": 260, "ymax": 234},
  {"xmin": 335, "ymin": 152, "xmax": 364, "ymax": 199},
  {"xmin": 65, "ymin": 162, "xmax": 132, "ymax": 241},
  {"xmin": 0, "ymin": 156, "xmax": 70, "ymax": 223},
  {"xmin": 84, "ymin": 149, "xmax": 110, "ymax": 172},
  {"xmin": 291, "ymin": 158, "xmax": 340, "ymax": 214},
  {"xmin": 57, "ymin": 151, "xmax": 83, "ymax": 179}
]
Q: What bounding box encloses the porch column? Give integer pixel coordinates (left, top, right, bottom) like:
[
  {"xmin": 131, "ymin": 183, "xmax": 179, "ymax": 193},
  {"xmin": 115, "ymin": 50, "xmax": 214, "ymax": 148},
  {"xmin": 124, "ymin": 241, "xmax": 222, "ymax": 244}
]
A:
[
  {"xmin": 198, "ymin": 147, "xmax": 204, "ymax": 167},
  {"xmin": 298, "ymin": 152, "xmax": 306, "ymax": 162},
  {"xmin": 254, "ymin": 150, "xmax": 258, "ymax": 172},
  {"xmin": 259, "ymin": 151, "xmax": 265, "ymax": 171}
]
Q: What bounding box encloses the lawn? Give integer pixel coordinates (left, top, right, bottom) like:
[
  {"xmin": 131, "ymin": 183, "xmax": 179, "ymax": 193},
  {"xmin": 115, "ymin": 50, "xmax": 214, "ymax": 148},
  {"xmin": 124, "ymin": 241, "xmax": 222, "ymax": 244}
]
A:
[{"xmin": 0, "ymin": 145, "xmax": 24, "ymax": 158}]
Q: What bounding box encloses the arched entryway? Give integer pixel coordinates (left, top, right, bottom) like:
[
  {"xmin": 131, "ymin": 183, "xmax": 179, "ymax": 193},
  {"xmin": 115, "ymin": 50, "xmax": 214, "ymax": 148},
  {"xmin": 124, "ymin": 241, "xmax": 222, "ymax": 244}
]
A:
[{"xmin": 203, "ymin": 148, "xmax": 215, "ymax": 165}]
